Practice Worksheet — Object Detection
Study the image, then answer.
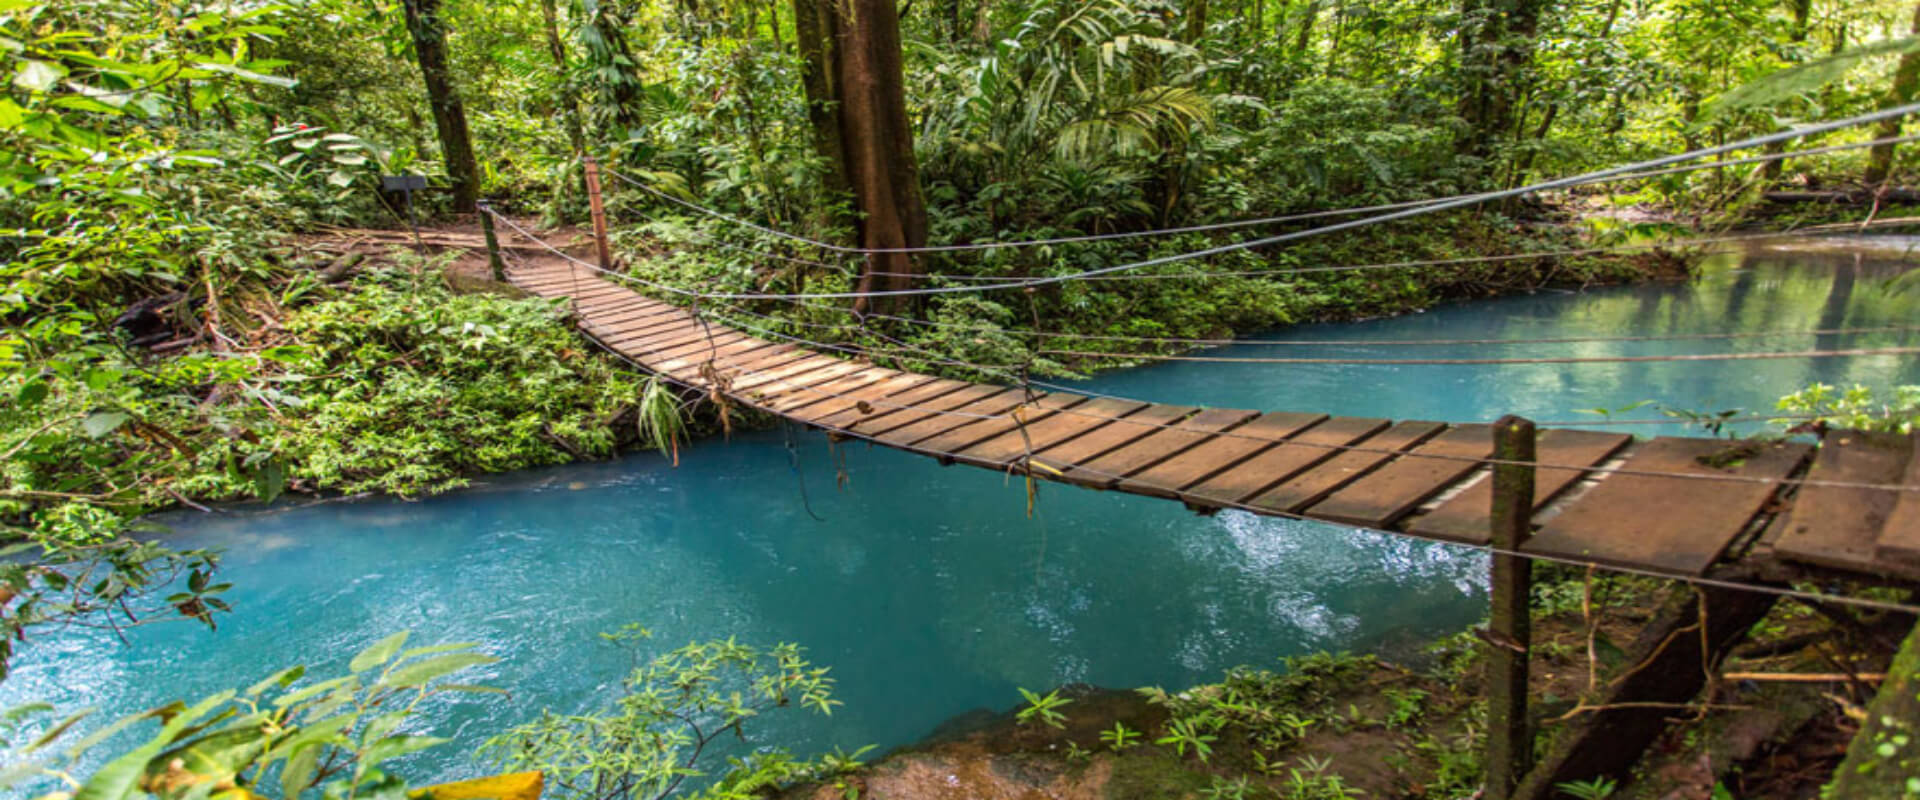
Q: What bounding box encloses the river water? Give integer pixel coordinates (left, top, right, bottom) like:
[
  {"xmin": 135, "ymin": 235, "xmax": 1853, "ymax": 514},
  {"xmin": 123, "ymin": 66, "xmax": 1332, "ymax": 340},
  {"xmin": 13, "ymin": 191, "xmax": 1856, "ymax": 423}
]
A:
[{"xmin": 4, "ymin": 237, "xmax": 1917, "ymax": 783}]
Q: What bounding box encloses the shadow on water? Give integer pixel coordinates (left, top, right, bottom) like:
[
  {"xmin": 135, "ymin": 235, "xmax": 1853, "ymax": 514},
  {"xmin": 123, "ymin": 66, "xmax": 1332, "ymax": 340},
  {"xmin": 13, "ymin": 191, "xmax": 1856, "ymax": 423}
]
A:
[{"xmin": 2, "ymin": 236, "xmax": 1916, "ymax": 782}]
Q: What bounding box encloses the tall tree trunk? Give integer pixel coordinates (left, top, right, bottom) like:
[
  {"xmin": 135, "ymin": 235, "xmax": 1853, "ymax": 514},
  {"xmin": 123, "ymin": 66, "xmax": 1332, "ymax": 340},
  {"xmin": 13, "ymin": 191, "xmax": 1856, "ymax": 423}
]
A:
[
  {"xmin": 1186, "ymin": 0, "xmax": 1207, "ymax": 43},
  {"xmin": 972, "ymin": 0, "xmax": 992, "ymax": 43},
  {"xmin": 1293, "ymin": 0, "xmax": 1318, "ymax": 71},
  {"xmin": 792, "ymin": 0, "xmax": 931, "ymax": 314},
  {"xmin": 401, "ymin": 0, "xmax": 480, "ymax": 211},
  {"xmin": 1455, "ymin": 0, "xmax": 1544, "ymax": 168},
  {"xmin": 1866, "ymin": 2, "xmax": 1920, "ymax": 185}
]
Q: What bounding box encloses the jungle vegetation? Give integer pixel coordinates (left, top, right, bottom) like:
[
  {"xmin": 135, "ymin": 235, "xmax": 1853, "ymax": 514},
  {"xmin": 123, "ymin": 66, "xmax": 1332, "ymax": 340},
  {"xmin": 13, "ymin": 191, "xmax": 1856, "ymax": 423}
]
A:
[{"xmin": 2, "ymin": 0, "xmax": 1920, "ymax": 795}]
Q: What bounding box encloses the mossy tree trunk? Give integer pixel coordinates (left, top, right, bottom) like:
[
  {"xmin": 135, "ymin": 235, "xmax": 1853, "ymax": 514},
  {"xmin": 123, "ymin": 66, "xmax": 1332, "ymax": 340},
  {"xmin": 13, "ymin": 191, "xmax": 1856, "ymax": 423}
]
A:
[
  {"xmin": 1825, "ymin": 621, "xmax": 1920, "ymax": 798},
  {"xmin": 1866, "ymin": 2, "xmax": 1920, "ymax": 186},
  {"xmin": 790, "ymin": 0, "xmax": 930, "ymax": 314},
  {"xmin": 401, "ymin": 0, "xmax": 479, "ymax": 212}
]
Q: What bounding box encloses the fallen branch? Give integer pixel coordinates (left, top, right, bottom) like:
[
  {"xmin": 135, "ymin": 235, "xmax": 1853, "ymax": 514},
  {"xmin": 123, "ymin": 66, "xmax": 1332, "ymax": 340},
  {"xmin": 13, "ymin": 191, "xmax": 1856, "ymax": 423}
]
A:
[{"xmin": 1722, "ymin": 671, "xmax": 1885, "ymax": 683}]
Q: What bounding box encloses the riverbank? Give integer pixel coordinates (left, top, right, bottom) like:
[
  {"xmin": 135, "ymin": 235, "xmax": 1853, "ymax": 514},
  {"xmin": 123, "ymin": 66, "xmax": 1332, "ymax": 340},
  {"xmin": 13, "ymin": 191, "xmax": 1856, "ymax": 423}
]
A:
[{"xmin": 777, "ymin": 568, "xmax": 1909, "ymax": 800}]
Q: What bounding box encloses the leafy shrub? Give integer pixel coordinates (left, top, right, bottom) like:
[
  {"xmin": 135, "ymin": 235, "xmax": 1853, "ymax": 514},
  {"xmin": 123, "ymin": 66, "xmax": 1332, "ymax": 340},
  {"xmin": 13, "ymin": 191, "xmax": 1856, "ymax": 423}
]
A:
[{"xmin": 256, "ymin": 267, "xmax": 651, "ymax": 496}]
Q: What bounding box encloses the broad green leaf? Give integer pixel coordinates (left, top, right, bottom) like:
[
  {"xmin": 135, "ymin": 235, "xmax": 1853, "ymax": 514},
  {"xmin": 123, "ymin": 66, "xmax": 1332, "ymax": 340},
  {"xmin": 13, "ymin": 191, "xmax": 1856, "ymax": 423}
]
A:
[
  {"xmin": 281, "ymin": 743, "xmax": 319, "ymax": 798},
  {"xmin": 332, "ymin": 153, "xmax": 368, "ymax": 166},
  {"xmin": 245, "ymin": 665, "xmax": 306, "ymax": 697},
  {"xmin": 16, "ymin": 379, "xmax": 47, "ymax": 407},
  {"xmin": 350, "ymin": 631, "xmax": 409, "ymax": 673},
  {"xmin": 380, "ymin": 653, "xmax": 497, "ymax": 688},
  {"xmin": 1703, "ymin": 36, "xmax": 1920, "ymax": 121},
  {"xmin": 81, "ymin": 411, "xmax": 129, "ymax": 438},
  {"xmin": 271, "ymin": 676, "xmax": 353, "ymax": 708},
  {"xmin": 327, "ymin": 170, "xmax": 355, "ymax": 187},
  {"xmin": 74, "ymin": 690, "xmax": 232, "ymax": 800},
  {"xmin": 363, "ymin": 734, "xmax": 448, "ymax": 766},
  {"xmin": 191, "ymin": 62, "xmax": 296, "ymax": 88},
  {"xmin": 292, "ymin": 137, "xmax": 319, "ymax": 151},
  {"xmin": 13, "ymin": 60, "xmax": 62, "ymax": 92}
]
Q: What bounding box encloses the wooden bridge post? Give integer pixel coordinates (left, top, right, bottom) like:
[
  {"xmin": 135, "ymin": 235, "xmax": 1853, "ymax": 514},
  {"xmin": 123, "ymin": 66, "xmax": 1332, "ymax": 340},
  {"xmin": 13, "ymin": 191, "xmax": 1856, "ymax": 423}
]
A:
[
  {"xmin": 476, "ymin": 201, "xmax": 506, "ymax": 282},
  {"xmin": 583, "ymin": 155, "xmax": 613, "ymax": 271},
  {"xmin": 1487, "ymin": 415, "xmax": 1537, "ymax": 800}
]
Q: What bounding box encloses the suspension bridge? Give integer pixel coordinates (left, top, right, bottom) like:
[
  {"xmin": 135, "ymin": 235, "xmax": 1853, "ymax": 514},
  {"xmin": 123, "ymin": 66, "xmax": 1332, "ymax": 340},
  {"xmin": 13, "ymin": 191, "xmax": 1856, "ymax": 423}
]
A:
[{"xmin": 485, "ymin": 240, "xmax": 1918, "ymax": 587}]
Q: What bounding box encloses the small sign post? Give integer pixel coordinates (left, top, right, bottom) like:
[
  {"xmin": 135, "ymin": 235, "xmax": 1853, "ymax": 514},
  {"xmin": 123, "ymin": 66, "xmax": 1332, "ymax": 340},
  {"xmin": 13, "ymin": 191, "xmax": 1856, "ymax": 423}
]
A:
[{"xmin": 381, "ymin": 174, "xmax": 429, "ymax": 253}]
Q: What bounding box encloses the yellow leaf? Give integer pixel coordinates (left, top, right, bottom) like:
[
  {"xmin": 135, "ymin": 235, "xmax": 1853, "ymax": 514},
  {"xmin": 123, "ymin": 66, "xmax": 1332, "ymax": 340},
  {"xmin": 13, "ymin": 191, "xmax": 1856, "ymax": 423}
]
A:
[{"xmin": 409, "ymin": 771, "xmax": 544, "ymax": 800}]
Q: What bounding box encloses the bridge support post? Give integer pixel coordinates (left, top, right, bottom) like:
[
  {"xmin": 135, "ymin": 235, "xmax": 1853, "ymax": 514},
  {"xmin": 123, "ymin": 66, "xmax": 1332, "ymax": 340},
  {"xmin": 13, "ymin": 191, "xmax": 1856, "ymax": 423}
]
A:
[
  {"xmin": 1487, "ymin": 415, "xmax": 1536, "ymax": 800},
  {"xmin": 477, "ymin": 201, "xmax": 506, "ymax": 282},
  {"xmin": 583, "ymin": 155, "xmax": 613, "ymax": 271}
]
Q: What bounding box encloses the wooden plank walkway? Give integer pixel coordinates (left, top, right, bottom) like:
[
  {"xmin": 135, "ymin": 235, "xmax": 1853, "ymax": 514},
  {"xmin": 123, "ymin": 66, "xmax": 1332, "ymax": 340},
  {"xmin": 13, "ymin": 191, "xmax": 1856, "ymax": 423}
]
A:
[{"xmin": 506, "ymin": 257, "xmax": 1920, "ymax": 584}]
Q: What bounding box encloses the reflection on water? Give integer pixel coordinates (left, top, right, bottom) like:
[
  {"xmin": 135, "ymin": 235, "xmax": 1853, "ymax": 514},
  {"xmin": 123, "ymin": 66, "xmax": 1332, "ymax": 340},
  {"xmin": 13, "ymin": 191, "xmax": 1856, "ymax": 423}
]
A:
[{"xmin": 2, "ymin": 237, "xmax": 1916, "ymax": 781}]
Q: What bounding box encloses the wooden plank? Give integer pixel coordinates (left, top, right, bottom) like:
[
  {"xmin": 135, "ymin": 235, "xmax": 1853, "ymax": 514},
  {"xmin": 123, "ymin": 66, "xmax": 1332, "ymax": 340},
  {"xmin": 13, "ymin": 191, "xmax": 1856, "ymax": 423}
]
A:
[
  {"xmin": 1116, "ymin": 412, "xmax": 1328, "ymax": 499},
  {"xmin": 1876, "ymin": 433, "xmax": 1920, "ymax": 577},
  {"xmin": 1406, "ymin": 428, "xmax": 1632, "ymax": 544},
  {"xmin": 765, "ymin": 368, "xmax": 900, "ymax": 414},
  {"xmin": 757, "ymin": 365, "xmax": 894, "ymax": 410},
  {"xmin": 640, "ymin": 330, "xmax": 759, "ymax": 362},
  {"xmin": 1307, "ymin": 423, "xmax": 1495, "ymax": 529},
  {"xmin": 654, "ymin": 340, "xmax": 790, "ymax": 375},
  {"xmin": 951, "ymin": 396, "xmax": 1151, "ymax": 468},
  {"xmin": 741, "ymin": 361, "xmax": 871, "ymax": 409},
  {"xmin": 1245, "ymin": 420, "xmax": 1446, "ymax": 516},
  {"xmin": 787, "ymin": 373, "xmax": 939, "ymax": 421},
  {"xmin": 814, "ymin": 379, "xmax": 976, "ymax": 431},
  {"xmin": 1180, "ymin": 417, "xmax": 1390, "ymax": 512},
  {"xmin": 626, "ymin": 321, "xmax": 751, "ymax": 350},
  {"xmin": 869, "ymin": 389, "xmax": 1031, "ymax": 446},
  {"xmin": 586, "ymin": 305, "xmax": 688, "ymax": 330},
  {"xmin": 1771, "ymin": 430, "xmax": 1911, "ymax": 574},
  {"xmin": 1060, "ymin": 407, "xmax": 1259, "ymax": 490},
  {"xmin": 726, "ymin": 355, "xmax": 845, "ymax": 394},
  {"xmin": 879, "ymin": 389, "xmax": 1044, "ymax": 452},
  {"xmin": 597, "ymin": 319, "xmax": 705, "ymax": 349},
  {"xmin": 595, "ymin": 317, "xmax": 701, "ymax": 345},
  {"xmin": 844, "ymin": 385, "xmax": 1012, "ymax": 438},
  {"xmin": 689, "ymin": 349, "xmax": 813, "ymax": 389},
  {"xmin": 1525, "ymin": 438, "xmax": 1812, "ymax": 576},
  {"xmin": 1028, "ymin": 404, "xmax": 1199, "ymax": 476},
  {"xmin": 809, "ymin": 378, "xmax": 974, "ymax": 431},
  {"xmin": 911, "ymin": 393, "xmax": 1091, "ymax": 455},
  {"xmin": 733, "ymin": 358, "xmax": 861, "ymax": 398}
]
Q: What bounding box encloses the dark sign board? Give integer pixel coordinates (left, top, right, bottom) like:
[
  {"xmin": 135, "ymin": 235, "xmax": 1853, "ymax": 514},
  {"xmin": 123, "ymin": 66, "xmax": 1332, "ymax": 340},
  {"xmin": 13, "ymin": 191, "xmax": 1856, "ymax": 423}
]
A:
[{"xmin": 380, "ymin": 174, "xmax": 428, "ymax": 192}]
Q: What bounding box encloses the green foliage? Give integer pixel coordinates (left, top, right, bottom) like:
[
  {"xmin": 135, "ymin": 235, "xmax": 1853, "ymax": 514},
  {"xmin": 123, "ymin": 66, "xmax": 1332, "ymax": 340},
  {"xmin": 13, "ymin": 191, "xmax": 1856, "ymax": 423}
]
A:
[
  {"xmin": 482, "ymin": 630, "xmax": 851, "ymax": 800},
  {"xmin": 1099, "ymin": 721, "xmax": 1142, "ymax": 751},
  {"xmin": 0, "ymin": 631, "xmax": 498, "ymax": 800},
  {"xmin": 254, "ymin": 265, "xmax": 649, "ymax": 495},
  {"xmin": 1279, "ymin": 755, "xmax": 1363, "ymax": 800},
  {"xmin": 1015, "ymin": 687, "xmax": 1073, "ymax": 730},
  {"xmin": 1775, "ymin": 383, "xmax": 1920, "ymax": 434},
  {"xmin": 1557, "ymin": 776, "xmax": 1621, "ymax": 800},
  {"xmin": 1154, "ymin": 717, "xmax": 1219, "ymax": 762}
]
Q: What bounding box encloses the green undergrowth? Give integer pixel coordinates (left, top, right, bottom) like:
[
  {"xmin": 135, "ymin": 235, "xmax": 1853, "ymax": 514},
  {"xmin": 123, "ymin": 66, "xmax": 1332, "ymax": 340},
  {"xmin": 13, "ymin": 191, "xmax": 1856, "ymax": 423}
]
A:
[{"xmin": 4, "ymin": 257, "xmax": 674, "ymax": 528}]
